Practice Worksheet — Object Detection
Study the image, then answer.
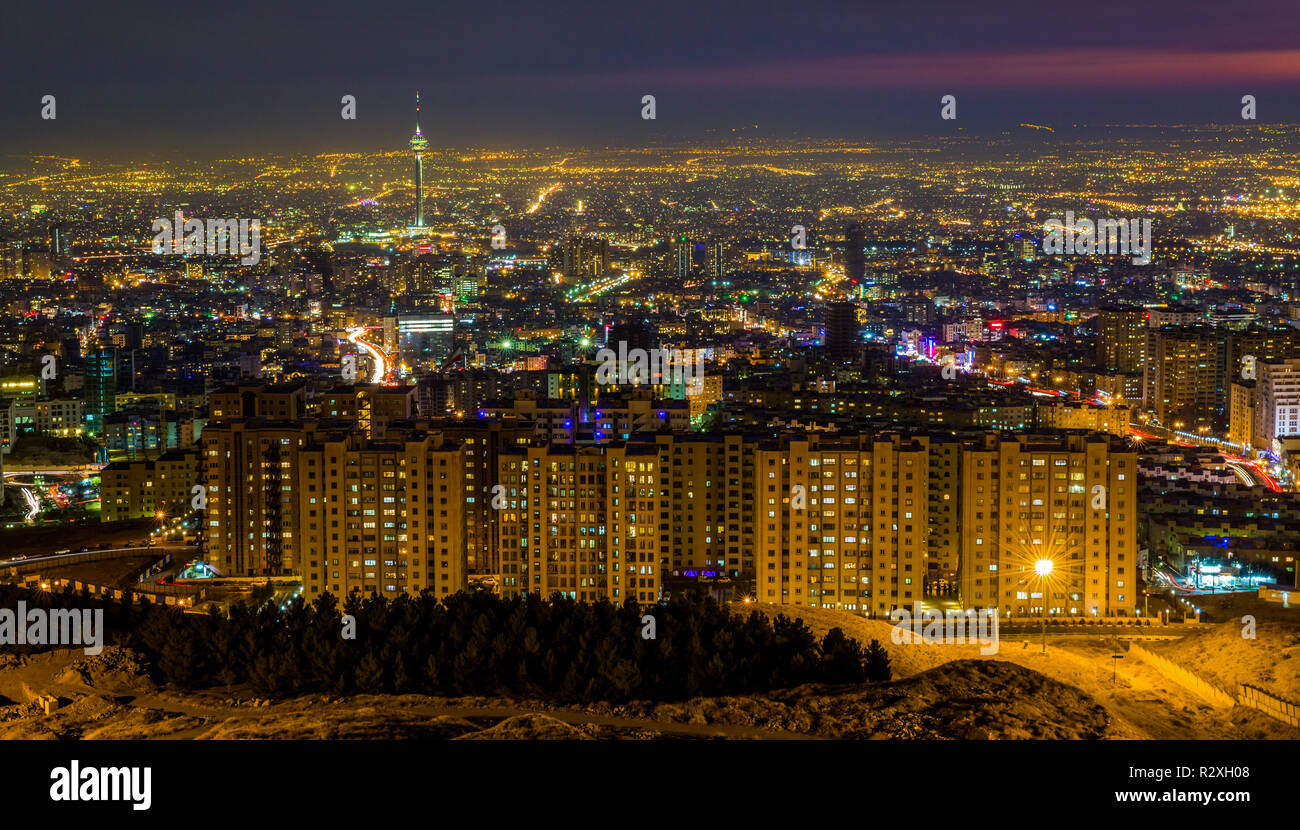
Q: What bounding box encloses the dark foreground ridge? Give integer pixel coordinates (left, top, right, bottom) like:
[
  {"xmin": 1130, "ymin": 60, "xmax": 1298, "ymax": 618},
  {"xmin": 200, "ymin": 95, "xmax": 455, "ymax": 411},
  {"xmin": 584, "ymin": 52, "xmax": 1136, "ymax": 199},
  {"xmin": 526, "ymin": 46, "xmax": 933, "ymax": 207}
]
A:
[{"xmin": 0, "ymin": 585, "xmax": 891, "ymax": 702}]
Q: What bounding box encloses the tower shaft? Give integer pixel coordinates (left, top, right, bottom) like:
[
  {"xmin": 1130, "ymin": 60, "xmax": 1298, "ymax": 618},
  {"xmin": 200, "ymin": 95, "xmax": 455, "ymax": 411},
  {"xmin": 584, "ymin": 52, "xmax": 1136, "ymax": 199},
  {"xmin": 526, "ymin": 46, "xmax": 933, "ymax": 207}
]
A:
[
  {"xmin": 415, "ymin": 155, "xmax": 423, "ymax": 227},
  {"xmin": 409, "ymin": 91, "xmax": 429, "ymax": 229}
]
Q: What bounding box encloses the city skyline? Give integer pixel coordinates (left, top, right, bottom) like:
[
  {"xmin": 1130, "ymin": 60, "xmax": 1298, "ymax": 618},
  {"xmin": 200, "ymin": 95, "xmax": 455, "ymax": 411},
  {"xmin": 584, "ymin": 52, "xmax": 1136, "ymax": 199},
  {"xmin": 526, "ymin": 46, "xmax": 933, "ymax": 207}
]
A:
[{"xmin": 0, "ymin": 0, "xmax": 1298, "ymax": 768}]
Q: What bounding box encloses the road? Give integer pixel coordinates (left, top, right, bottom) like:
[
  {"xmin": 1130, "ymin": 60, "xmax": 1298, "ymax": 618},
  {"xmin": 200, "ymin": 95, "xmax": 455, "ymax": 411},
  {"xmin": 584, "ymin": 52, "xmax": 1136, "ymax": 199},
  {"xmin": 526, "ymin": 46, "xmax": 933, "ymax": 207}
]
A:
[
  {"xmin": 17, "ymin": 486, "xmax": 39, "ymax": 523},
  {"xmin": 0, "ymin": 543, "xmax": 190, "ymax": 568},
  {"xmin": 346, "ymin": 327, "xmax": 387, "ymax": 384},
  {"xmin": 1129, "ymin": 424, "xmax": 1286, "ymax": 491},
  {"xmin": 4, "ymin": 470, "xmax": 102, "ymax": 524}
]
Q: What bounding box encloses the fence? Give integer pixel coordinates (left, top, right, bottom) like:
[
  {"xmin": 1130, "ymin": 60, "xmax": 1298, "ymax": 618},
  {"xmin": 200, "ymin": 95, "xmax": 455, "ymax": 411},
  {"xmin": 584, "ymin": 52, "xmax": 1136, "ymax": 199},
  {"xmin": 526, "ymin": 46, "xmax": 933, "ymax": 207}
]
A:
[
  {"xmin": 137, "ymin": 553, "xmax": 173, "ymax": 582},
  {"xmin": 1129, "ymin": 643, "xmax": 1300, "ymax": 727},
  {"xmin": 1127, "ymin": 642, "xmax": 1237, "ymax": 708},
  {"xmin": 43, "ymin": 576, "xmax": 205, "ymax": 608},
  {"xmin": 1237, "ymin": 684, "xmax": 1300, "ymax": 727}
]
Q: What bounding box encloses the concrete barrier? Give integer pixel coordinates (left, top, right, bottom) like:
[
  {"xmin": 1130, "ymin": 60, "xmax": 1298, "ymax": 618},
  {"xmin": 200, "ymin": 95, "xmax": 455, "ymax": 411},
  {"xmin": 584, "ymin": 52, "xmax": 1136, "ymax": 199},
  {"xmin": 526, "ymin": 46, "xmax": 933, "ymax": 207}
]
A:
[
  {"xmin": 35, "ymin": 577, "xmax": 205, "ymax": 607},
  {"xmin": 6, "ymin": 547, "xmax": 159, "ymax": 576},
  {"xmin": 38, "ymin": 694, "xmax": 60, "ymax": 715}
]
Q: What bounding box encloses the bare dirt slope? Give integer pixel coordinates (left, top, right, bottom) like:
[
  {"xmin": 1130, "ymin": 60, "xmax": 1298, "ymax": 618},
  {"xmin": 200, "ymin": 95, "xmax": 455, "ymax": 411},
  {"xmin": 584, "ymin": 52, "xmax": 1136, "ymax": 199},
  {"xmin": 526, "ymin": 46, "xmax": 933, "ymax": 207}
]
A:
[
  {"xmin": 733, "ymin": 602, "xmax": 1300, "ymax": 740},
  {"xmin": 1151, "ymin": 609, "xmax": 1300, "ymax": 703}
]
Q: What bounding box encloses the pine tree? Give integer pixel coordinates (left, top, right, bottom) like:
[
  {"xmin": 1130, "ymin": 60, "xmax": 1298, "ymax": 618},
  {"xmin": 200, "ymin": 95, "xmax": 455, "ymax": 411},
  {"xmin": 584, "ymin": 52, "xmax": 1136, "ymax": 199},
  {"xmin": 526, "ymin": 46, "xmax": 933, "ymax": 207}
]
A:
[
  {"xmin": 392, "ymin": 652, "xmax": 410, "ymax": 693},
  {"xmin": 820, "ymin": 627, "xmax": 867, "ymax": 683},
  {"xmin": 422, "ymin": 654, "xmax": 442, "ymax": 694},
  {"xmin": 354, "ymin": 652, "xmax": 385, "ymax": 693},
  {"xmin": 864, "ymin": 638, "xmax": 892, "ymax": 683}
]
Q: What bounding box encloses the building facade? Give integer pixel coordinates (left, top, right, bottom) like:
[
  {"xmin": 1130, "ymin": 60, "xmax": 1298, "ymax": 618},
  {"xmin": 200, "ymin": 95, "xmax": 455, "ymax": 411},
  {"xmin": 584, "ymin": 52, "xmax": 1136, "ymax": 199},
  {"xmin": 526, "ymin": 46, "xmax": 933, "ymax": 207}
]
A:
[{"xmin": 957, "ymin": 433, "xmax": 1138, "ymax": 617}]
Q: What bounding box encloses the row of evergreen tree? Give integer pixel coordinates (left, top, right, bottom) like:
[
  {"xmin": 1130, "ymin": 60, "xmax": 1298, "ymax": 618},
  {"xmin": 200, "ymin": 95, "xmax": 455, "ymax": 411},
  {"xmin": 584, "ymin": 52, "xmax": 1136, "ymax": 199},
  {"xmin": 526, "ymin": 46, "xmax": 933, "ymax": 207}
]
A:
[{"xmin": 2, "ymin": 585, "xmax": 892, "ymax": 702}]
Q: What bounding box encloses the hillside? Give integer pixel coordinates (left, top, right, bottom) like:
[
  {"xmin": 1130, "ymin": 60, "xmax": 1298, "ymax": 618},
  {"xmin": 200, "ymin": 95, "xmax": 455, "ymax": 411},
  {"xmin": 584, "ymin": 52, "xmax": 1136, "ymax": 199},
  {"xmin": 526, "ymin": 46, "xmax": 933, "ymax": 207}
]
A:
[{"xmin": 0, "ymin": 645, "xmax": 1113, "ymax": 740}]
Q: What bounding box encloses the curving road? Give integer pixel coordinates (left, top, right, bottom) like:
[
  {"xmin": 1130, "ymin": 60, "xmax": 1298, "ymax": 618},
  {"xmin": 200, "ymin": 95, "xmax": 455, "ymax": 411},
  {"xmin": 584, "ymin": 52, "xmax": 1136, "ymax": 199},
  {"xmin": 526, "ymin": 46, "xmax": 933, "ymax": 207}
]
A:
[{"xmin": 346, "ymin": 327, "xmax": 387, "ymax": 384}]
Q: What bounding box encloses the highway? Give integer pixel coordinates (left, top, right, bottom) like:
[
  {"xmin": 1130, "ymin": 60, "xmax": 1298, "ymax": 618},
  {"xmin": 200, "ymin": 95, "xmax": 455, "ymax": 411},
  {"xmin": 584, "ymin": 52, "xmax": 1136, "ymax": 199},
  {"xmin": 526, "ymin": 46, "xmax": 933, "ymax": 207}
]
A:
[
  {"xmin": 0, "ymin": 543, "xmax": 190, "ymax": 568},
  {"xmin": 346, "ymin": 327, "xmax": 387, "ymax": 383},
  {"xmin": 4, "ymin": 470, "xmax": 102, "ymax": 524},
  {"xmin": 1128, "ymin": 424, "xmax": 1286, "ymax": 491},
  {"xmin": 18, "ymin": 487, "xmax": 39, "ymax": 523}
]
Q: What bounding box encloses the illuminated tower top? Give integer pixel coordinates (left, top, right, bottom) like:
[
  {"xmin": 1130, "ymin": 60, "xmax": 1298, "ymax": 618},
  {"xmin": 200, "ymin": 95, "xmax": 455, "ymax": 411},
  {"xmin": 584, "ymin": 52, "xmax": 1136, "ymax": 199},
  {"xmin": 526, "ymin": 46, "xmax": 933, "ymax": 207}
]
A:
[{"xmin": 410, "ymin": 92, "xmax": 429, "ymax": 154}]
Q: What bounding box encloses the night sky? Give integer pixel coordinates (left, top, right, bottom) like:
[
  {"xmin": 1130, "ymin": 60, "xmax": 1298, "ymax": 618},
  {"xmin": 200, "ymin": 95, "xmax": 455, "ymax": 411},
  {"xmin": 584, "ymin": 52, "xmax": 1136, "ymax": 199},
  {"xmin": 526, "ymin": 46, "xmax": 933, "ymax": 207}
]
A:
[{"xmin": 2, "ymin": 0, "xmax": 1300, "ymax": 156}]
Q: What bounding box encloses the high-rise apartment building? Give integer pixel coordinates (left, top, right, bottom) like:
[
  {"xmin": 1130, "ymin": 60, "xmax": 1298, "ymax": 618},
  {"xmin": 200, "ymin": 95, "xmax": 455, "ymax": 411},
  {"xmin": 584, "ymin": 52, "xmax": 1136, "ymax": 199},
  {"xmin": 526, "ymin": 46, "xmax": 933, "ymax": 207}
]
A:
[
  {"xmin": 1142, "ymin": 307, "xmax": 1201, "ymax": 411},
  {"xmin": 749, "ymin": 433, "xmax": 933, "ymax": 615},
  {"xmin": 1229, "ymin": 379, "xmax": 1255, "ymax": 449},
  {"xmin": 315, "ymin": 385, "xmax": 417, "ymax": 438},
  {"xmin": 208, "ymin": 383, "xmax": 306, "ymax": 421},
  {"xmin": 562, "ymin": 235, "xmax": 611, "ymax": 277},
  {"xmin": 84, "ymin": 349, "xmax": 118, "ymax": 437},
  {"xmin": 201, "ymin": 420, "xmax": 319, "ymax": 577},
  {"xmin": 1151, "ymin": 325, "xmax": 1220, "ymax": 432},
  {"xmin": 198, "ymin": 416, "xmax": 1139, "ymax": 617},
  {"xmin": 494, "ymin": 442, "xmax": 662, "ymax": 603},
  {"xmin": 843, "ymin": 222, "xmax": 865, "ymax": 284},
  {"xmin": 642, "ymin": 432, "xmax": 979, "ymax": 614},
  {"xmin": 823, "ymin": 302, "xmax": 860, "ymax": 363},
  {"xmin": 705, "ymin": 238, "xmax": 724, "ymax": 281},
  {"xmin": 1255, "ymin": 357, "xmax": 1300, "ymax": 452},
  {"xmin": 674, "ymin": 235, "xmax": 692, "ymax": 280},
  {"xmin": 50, "ymin": 224, "xmax": 71, "ymax": 266},
  {"xmin": 1096, "ymin": 306, "xmax": 1147, "ymax": 374},
  {"xmin": 957, "ymin": 433, "xmax": 1137, "ymax": 617},
  {"xmin": 100, "ymin": 449, "xmax": 199, "ymax": 522},
  {"xmin": 297, "ymin": 430, "xmax": 465, "ymax": 599},
  {"xmin": 408, "ymin": 417, "xmax": 535, "ymax": 573},
  {"xmin": 1144, "ymin": 323, "xmax": 1300, "ymax": 426},
  {"xmin": 1226, "ymin": 326, "xmax": 1300, "ymax": 423}
]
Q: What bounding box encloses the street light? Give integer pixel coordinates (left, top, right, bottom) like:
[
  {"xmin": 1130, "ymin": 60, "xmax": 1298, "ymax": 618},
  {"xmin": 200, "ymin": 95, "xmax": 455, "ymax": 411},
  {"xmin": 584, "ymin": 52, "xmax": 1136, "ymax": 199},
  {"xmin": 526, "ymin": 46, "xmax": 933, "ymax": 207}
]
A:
[{"xmin": 1035, "ymin": 558, "xmax": 1054, "ymax": 654}]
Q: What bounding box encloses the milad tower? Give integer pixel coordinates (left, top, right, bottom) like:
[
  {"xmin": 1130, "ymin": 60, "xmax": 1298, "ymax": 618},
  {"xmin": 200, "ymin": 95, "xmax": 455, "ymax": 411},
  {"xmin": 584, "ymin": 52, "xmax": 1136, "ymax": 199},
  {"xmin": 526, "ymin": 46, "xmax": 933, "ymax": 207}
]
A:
[{"xmin": 410, "ymin": 92, "xmax": 429, "ymax": 228}]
